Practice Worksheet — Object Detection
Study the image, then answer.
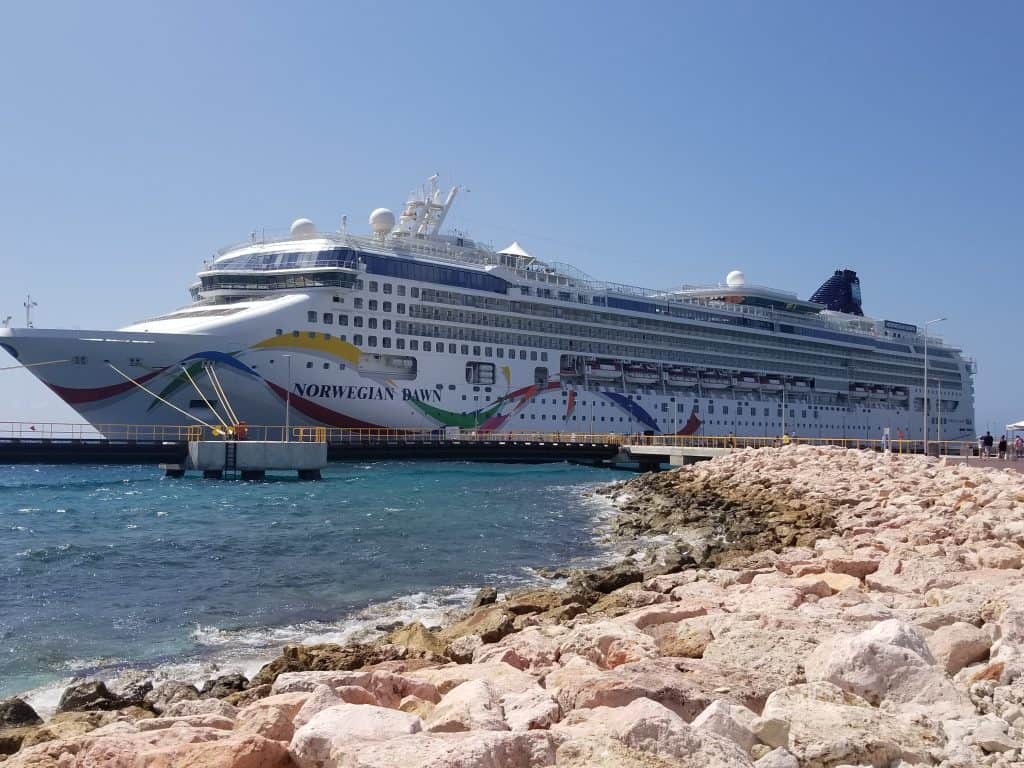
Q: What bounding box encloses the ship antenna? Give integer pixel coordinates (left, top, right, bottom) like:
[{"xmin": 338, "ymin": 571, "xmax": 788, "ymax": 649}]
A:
[
  {"xmin": 1, "ymin": 316, "xmax": 11, "ymax": 329},
  {"xmin": 23, "ymin": 295, "xmax": 37, "ymax": 328}
]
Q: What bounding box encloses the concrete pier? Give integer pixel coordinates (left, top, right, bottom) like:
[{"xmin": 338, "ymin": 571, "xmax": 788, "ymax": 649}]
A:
[{"xmin": 163, "ymin": 440, "xmax": 328, "ymax": 480}]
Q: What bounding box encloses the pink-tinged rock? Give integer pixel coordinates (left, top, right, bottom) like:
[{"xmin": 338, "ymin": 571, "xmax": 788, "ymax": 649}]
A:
[
  {"xmin": 668, "ymin": 581, "xmax": 729, "ymax": 611},
  {"xmin": 293, "ymin": 685, "xmax": 346, "ymax": 731},
  {"xmin": 4, "ymin": 726, "xmax": 232, "ymax": 768},
  {"xmin": 761, "ymin": 682, "xmax": 942, "ymax": 767},
  {"xmin": 398, "ymin": 695, "xmax": 436, "ymax": 720},
  {"xmin": 999, "ymin": 605, "xmax": 1024, "ymax": 643},
  {"xmin": 613, "ymin": 603, "xmax": 708, "ymax": 630},
  {"xmin": 804, "ymin": 627, "xmax": 970, "ymax": 719},
  {"xmin": 644, "ymin": 571, "xmax": 694, "ymax": 594},
  {"xmin": 270, "ymin": 670, "xmax": 372, "ymax": 695},
  {"xmin": 690, "ymin": 699, "xmax": 758, "ymax": 754},
  {"xmin": 163, "ymin": 698, "xmax": 239, "ymax": 720},
  {"xmin": 235, "ymin": 692, "xmax": 309, "ymax": 742},
  {"xmin": 555, "ymin": 735, "xmax": 687, "ymax": 767},
  {"xmin": 141, "ymin": 732, "xmax": 292, "ymax": 767},
  {"xmin": 722, "ymin": 586, "xmax": 803, "ymax": 613},
  {"xmin": 556, "ymin": 620, "xmax": 658, "ymax": 669},
  {"xmin": 409, "ymin": 662, "xmax": 542, "ymax": 697},
  {"xmin": 555, "ymin": 697, "xmax": 753, "ymax": 767},
  {"xmin": 425, "ymin": 679, "xmax": 508, "ymax": 733},
  {"xmin": 289, "ymin": 703, "xmax": 422, "ymax": 768},
  {"xmin": 368, "ymin": 670, "xmax": 440, "ymax": 708},
  {"xmin": 471, "ymin": 625, "xmax": 564, "ymax": 672},
  {"xmin": 824, "ymin": 552, "xmax": 882, "ymax": 578},
  {"xmin": 137, "ymin": 714, "xmax": 236, "ymax": 731},
  {"xmin": 334, "ymin": 730, "xmax": 558, "ymax": 768},
  {"xmin": 926, "ymin": 621, "xmax": 991, "ymax": 674},
  {"xmin": 753, "ymin": 747, "xmax": 799, "ymax": 768},
  {"xmin": 859, "ymin": 619, "xmax": 935, "ymax": 663},
  {"xmin": 501, "ymin": 689, "xmax": 561, "ymax": 731},
  {"xmin": 976, "ymin": 546, "xmax": 1023, "ymax": 570},
  {"xmin": 787, "ymin": 575, "xmax": 833, "ymax": 598}
]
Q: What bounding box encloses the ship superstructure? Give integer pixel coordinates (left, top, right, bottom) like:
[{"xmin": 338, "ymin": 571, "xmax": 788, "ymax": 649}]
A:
[{"xmin": 0, "ymin": 177, "xmax": 975, "ymax": 440}]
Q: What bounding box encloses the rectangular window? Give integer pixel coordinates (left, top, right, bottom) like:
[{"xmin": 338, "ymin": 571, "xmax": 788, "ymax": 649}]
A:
[
  {"xmin": 368, "ymin": 336, "xmax": 378, "ymax": 346},
  {"xmin": 382, "ymin": 319, "xmax": 392, "ymax": 330},
  {"xmin": 497, "ymin": 348, "xmax": 504, "ymax": 358},
  {"xmin": 369, "ymin": 281, "xmax": 379, "ymax": 292},
  {"xmin": 423, "ymin": 341, "xmax": 431, "ymax": 351},
  {"xmin": 189, "ymin": 399, "xmax": 219, "ymax": 410},
  {"xmin": 540, "ymin": 352, "xmax": 548, "ymax": 361},
  {"xmin": 354, "ymin": 316, "xmax": 364, "ymax": 327},
  {"xmin": 369, "ymin": 299, "xmax": 378, "ymax": 311},
  {"xmin": 448, "ymin": 343, "xmax": 457, "ymax": 354},
  {"xmin": 307, "ymin": 310, "xmax": 317, "ymax": 322},
  {"xmin": 473, "ymin": 346, "xmax": 481, "ymax": 356},
  {"xmin": 519, "ymin": 350, "xmax": 527, "ymax": 360},
  {"xmin": 484, "ymin": 347, "xmax": 492, "ymax": 357},
  {"xmin": 397, "ymin": 285, "xmax": 406, "ymax": 296},
  {"xmin": 354, "ymin": 298, "xmax": 364, "ymax": 309},
  {"xmin": 383, "ymin": 337, "xmax": 392, "ymax": 348},
  {"xmin": 397, "ymin": 303, "xmax": 406, "ymax": 314},
  {"xmin": 368, "ymin": 318, "xmax": 378, "ymax": 329},
  {"xmin": 396, "ymin": 338, "xmax": 405, "ymax": 349},
  {"xmin": 410, "ymin": 287, "xmax": 420, "ymax": 298},
  {"xmin": 354, "ymin": 334, "xmax": 363, "ymax": 345},
  {"xmin": 383, "ymin": 283, "xmax": 393, "ymax": 294},
  {"xmin": 339, "ymin": 315, "xmax": 349, "ymax": 326},
  {"xmin": 383, "ymin": 302, "xmax": 392, "ymax": 312},
  {"xmin": 461, "ymin": 344, "xmax": 470, "ymax": 354},
  {"xmin": 410, "ymin": 340, "xmax": 418, "ymax": 350},
  {"xmin": 323, "ymin": 313, "xmax": 333, "ymax": 325}
]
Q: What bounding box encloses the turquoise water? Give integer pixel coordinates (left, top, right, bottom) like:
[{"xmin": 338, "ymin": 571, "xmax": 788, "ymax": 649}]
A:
[{"xmin": 0, "ymin": 461, "xmax": 616, "ymax": 700}]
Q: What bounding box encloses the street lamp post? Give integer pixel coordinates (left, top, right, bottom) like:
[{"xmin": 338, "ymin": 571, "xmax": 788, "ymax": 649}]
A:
[
  {"xmin": 284, "ymin": 354, "xmax": 292, "ymax": 442},
  {"xmin": 922, "ymin": 318, "xmax": 947, "ymax": 455}
]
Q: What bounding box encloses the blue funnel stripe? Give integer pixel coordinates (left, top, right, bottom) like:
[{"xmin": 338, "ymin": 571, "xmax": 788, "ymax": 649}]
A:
[
  {"xmin": 182, "ymin": 351, "xmax": 258, "ymax": 377},
  {"xmin": 602, "ymin": 391, "xmax": 659, "ymax": 432}
]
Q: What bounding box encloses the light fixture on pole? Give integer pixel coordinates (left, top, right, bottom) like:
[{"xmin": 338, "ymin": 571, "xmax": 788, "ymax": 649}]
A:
[
  {"xmin": 922, "ymin": 317, "xmax": 947, "ymax": 455},
  {"xmin": 284, "ymin": 354, "xmax": 292, "ymax": 442}
]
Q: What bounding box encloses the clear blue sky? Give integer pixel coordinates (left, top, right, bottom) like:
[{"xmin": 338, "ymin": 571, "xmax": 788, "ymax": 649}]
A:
[{"xmin": 1, "ymin": 1, "xmax": 1021, "ymax": 432}]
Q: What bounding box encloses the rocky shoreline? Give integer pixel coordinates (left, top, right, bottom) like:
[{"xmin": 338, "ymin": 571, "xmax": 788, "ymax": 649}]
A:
[{"xmin": 2, "ymin": 445, "xmax": 1023, "ymax": 767}]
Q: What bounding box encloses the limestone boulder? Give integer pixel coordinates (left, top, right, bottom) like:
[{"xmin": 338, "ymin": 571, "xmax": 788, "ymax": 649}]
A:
[
  {"xmin": 761, "ymin": 682, "xmax": 943, "ymax": 767},
  {"xmin": 270, "ymin": 670, "xmax": 372, "ymax": 695},
  {"xmin": 234, "ymin": 692, "xmax": 309, "ymax": 742},
  {"xmin": 554, "ymin": 736, "xmax": 683, "ymax": 767},
  {"xmin": 137, "ymin": 714, "xmax": 235, "ymax": 731},
  {"xmin": 556, "ymin": 620, "xmax": 658, "ymax": 669},
  {"xmin": 289, "ymin": 704, "xmax": 422, "ymax": 768},
  {"xmin": 690, "ymin": 699, "xmax": 758, "ymax": 754},
  {"xmin": 408, "ymin": 662, "xmax": 540, "ymax": 697},
  {"xmin": 144, "ymin": 680, "xmax": 201, "ymax": 714},
  {"xmin": 330, "ymin": 730, "xmax": 558, "ymax": 768},
  {"xmin": 439, "ymin": 604, "xmax": 515, "ymax": 645},
  {"xmin": 589, "ymin": 587, "xmax": 668, "ymax": 618},
  {"xmin": 200, "ymin": 673, "xmax": 249, "ymax": 699},
  {"xmin": 368, "ymin": 669, "xmax": 440, "ymax": 708},
  {"xmin": 471, "ymin": 625, "xmax": 565, "ymax": 672},
  {"xmin": 753, "ymin": 747, "xmax": 799, "ymax": 768},
  {"xmin": 555, "ymin": 697, "xmax": 753, "ymax": 767},
  {"xmin": 501, "ymin": 689, "xmax": 561, "ymax": 732},
  {"xmin": 163, "ymin": 697, "xmax": 239, "ymax": 720},
  {"xmin": 425, "ymin": 679, "xmax": 507, "ymax": 733},
  {"xmin": 927, "ymin": 621, "xmax": 991, "ymax": 674},
  {"xmin": 387, "ymin": 621, "xmax": 448, "ymax": 657}
]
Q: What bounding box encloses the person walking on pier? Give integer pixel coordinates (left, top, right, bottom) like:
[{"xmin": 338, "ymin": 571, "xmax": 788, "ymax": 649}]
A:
[
  {"xmin": 998, "ymin": 435, "xmax": 1008, "ymax": 460},
  {"xmin": 982, "ymin": 431, "xmax": 994, "ymax": 458}
]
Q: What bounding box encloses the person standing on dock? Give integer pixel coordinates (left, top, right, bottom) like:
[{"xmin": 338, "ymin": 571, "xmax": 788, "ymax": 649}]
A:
[
  {"xmin": 998, "ymin": 435, "xmax": 1008, "ymax": 460},
  {"xmin": 1015, "ymin": 435, "xmax": 1023, "ymax": 460},
  {"xmin": 982, "ymin": 431, "xmax": 994, "ymax": 458}
]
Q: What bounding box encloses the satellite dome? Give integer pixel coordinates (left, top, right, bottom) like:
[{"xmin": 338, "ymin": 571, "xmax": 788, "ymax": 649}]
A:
[
  {"xmin": 290, "ymin": 218, "xmax": 317, "ymax": 238},
  {"xmin": 369, "ymin": 208, "xmax": 396, "ymax": 235},
  {"xmin": 726, "ymin": 270, "xmax": 746, "ymax": 288}
]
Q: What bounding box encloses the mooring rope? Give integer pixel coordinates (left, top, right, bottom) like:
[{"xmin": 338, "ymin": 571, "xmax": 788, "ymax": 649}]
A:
[
  {"xmin": 180, "ymin": 364, "xmax": 230, "ymax": 431},
  {"xmin": 205, "ymin": 363, "xmax": 240, "ymax": 426},
  {"xmin": 0, "ymin": 359, "xmax": 70, "ymax": 372},
  {"xmin": 106, "ymin": 363, "xmax": 216, "ymax": 430}
]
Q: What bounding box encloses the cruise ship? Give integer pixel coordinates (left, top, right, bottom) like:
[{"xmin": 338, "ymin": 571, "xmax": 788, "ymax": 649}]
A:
[{"xmin": 0, "ymin": 177, "xmax": 975, "ymax": 440}]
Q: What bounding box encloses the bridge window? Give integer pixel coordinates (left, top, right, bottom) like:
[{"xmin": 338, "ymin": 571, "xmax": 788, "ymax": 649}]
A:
[
  {"xmin": 369, "ymin": 300, "xmax": 378, "ymax": 311},
  {"xmin": 411, "ymin": 287, "xmax": 419, "ymax": 298},
  {"xmin": 307, "ymin": 311, "xmax": 317, "ymax": 322},
  {"xmin": 354, "ymin": 317, "xmax": 363, "ymax": 327},
  {"xmin": 323, "ymin": 313, "xmax": 333, "ymax": 325},
  {"xmin": 368, "ymin": 337, "xmax": 378, "ymax": 346},
  {"xmin": 354, "ymin": 298, "xmax": 363, "ymax": 309},
  {"xmin": 369, "ymin": 281, "xmax": 378, "ymax": 292},
  {"xmin": 189, "ymin": 399, "xmax": 219, "ymax": 409},
  {"xmin": 383, "ymin": 302, "xmax": 392, "ymax": 312},
  {"xmin": 383, "ymin": 283, "xmax": 393, "ymax": 294},
  {"xmin": 368, "ymin": 318, "xmax": 377, "ymax": 329},
  {"xmin": 397, "ymin": 285, "xmax": 406, "ymax": 296},
  {"xmin": 354, "ymin": 334, "xmax": 363, "ymax": 345},
  {"xmin": 397, "ymin": 303, "xmax": 406, "ymax": 314}
]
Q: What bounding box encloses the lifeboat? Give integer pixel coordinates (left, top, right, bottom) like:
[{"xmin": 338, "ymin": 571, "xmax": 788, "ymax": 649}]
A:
[
  {"xmin": 700, "ymin": 370, "xmax": 730, "ymax": 390},
  {"xmin": 624, "ymin": 364, "xmax": 660, "ymax": 385},
  {"xmin": 585, "ymin": 360, "xmax": 623, "ymax": 381},
  {"xmin": 665, "ymin": 366, "xmax": 698, "ymax": 388},
  {"xmin": 790, "ymin": 377, "xmax": 811, "ymax": 389},
  {"xmin": 760, "ymin": 375, "xmax": 784, "ymax": 391},
  {"xmin": 849, "ymin": 383, "xmax": 869, "ymax": 399},
  {"xmin": 891, "ymin": 386, "xmax": 909, "ymax": 399},
  {"xmin": 734, "ymin": 373, "xmax": 759, "ymax": 390}
]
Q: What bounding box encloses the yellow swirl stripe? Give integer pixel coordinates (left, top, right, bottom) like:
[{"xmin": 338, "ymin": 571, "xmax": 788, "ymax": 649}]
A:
[{"xmin": 251, "ymin": 334, "xmax": 362, "ymax": 365}]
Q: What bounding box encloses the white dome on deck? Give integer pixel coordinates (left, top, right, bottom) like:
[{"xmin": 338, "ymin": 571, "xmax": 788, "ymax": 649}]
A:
[
  {"xmin": 290, "ymin": 218, "xmax": 317, "ymax": 238},
  {"xmin": 369, "ymin": 208, "xmax": 396, "ymax": 235},
  {"xmin": 726, "ymin": 270, "xmax": 746, "ymax": 288}
]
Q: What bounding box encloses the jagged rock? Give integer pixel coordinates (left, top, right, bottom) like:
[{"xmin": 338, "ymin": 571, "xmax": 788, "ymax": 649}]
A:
[
  {"xmin": 425, "ymin": 680, "xmax": 507, "ymax": 733},
  {"xmin": 251, "ymin": 642, "xmax": 397, "ymax": 687},
  {"xmin": 0, "ymin": 700, "xmax": 41, "ymax": 728},
  {"xmin": 387, "ymin": 621, "xmax": 448, "ymax": 657},
  {"xmin": 234, "ymin": 691, "xmax": 309, "ymax": 741},
  {"xmin": 691, "ymin": 699, "xmax": 758, "ymax": 754},
  {"xmin": 144, "ymin": 680, "xmax": 200, "ymax": 714},
  {"xmin": 446, "ymin": 634, "xmax": 483, "ymax": 663},
  {"xmin": 56, "ymin": 681, "xmax": 126, "ymax": 713},
  {"xmin": 754, "ymin": 747, "xmax": 799, "ymax": 768},
  {"xmin": 927, "ymin": 621, "xmax": 991, "ymax": 674},
  {"xmin": 223, "ymin": 684, "xmax": 272, "ymax": 708},
  {"xmin": 107, "ymin": 670, "xmax": 153, "ymax": 707},
  {"xmin": 163, "ymin": 698, "xmax": 239, "ymax": 719},
  {"xmin": 569, "ymin": 562, "xmax": 644, "ymax": 595},
  {"xmin": 199, "ymin": 673, "xmax": 249, "ymax": 699},
  {"xmin": 289, "ymin": 704, "xmax": 422, "ymax": 767},
  {"xmin": 439, "ymin": 604, "xmax": 515, "ymax": 645},
  {"xmin": 470, "ymin": 587, "xmax": 498, "ymax": 609}
]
